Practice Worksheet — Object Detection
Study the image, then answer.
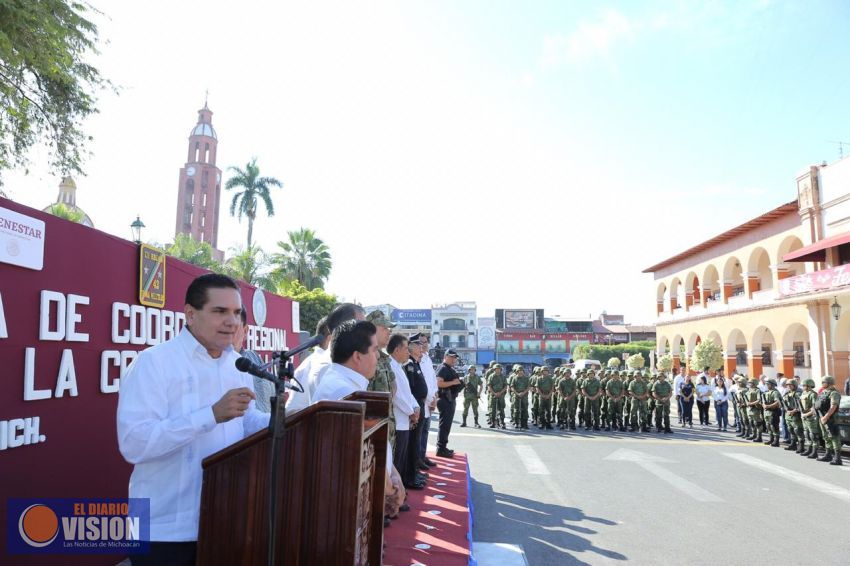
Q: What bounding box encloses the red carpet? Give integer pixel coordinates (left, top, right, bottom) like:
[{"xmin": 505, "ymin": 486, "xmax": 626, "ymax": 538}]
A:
[{"xmin": 383, "ymin": 452, "xmax": 473, "ymax": 566}]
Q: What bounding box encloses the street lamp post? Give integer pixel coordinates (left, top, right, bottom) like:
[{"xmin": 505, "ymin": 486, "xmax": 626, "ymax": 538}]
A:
[{"xmin": 130, "ymin": 215, "xmax": 145, "ymax": 244}]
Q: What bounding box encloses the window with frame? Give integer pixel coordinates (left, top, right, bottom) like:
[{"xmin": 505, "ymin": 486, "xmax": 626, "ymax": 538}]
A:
[
  {"xmin": 761, "ymin": 344, "xmax": 773, "ymax": 367},
  {"xmin": 793, "ymin": 342, "xmax": 809, "ymax": 368},
  {"xmin": 736, "ymin": 345, "xmax": 748, "ymax": 366}
]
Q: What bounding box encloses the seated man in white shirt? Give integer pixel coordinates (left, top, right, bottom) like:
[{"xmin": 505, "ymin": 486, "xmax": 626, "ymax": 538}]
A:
[
  {"xmin": 117, "ymin": 274, "xmax": 270, "ymax": 566},
  {"xmin": 313, "ymin": 319, "xmax": 378, "ymax": 402}
]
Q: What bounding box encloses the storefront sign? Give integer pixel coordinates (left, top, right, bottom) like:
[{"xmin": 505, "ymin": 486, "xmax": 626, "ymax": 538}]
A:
[{"xmin": 779, "ymin": 265, "xmax": 850, "ymax": 296}]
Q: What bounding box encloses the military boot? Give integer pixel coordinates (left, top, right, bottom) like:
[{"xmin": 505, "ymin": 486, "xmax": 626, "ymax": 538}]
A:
[
  {"xmin": 830, "ymin": 452, "xmax": 843, "ymax": 466},
  {"xmin": 771, "ymin": 434, "xmax": 780, "ymax": 448},
  {"xmin": 489, "ymin": 420, "xmax": 496, "ymax": 429},
  {"xmin": 796, "ymin": 442, "xmax": 806, "ymax": 454},
  {"xmin": 819, "ymin": 449, "xmax": 834, "ymax": 462},
  {"xmin": 753, "ymin": 430, "xmax": 763, "ymax": 443},
  {"xmin": 808, "ymin": 445, "xmax": 820, "ymax": 459},
  {"xmin": 474, "ymin": 418, "xmax": 481, "ymax": 429},
  {"xmin": 736, "ymin": 426, "xmax": 745, "ymax": 437},
  {"xmin": 784, "ymin": 440, "xmax": 797, "ymax": 451},
  {"xmin": 460, "ymin": 417, "xmax": 467, "ymax": 428},
  {"xmin": 763, "ymin": 432, "xmax": 773, "ymax": 445}
]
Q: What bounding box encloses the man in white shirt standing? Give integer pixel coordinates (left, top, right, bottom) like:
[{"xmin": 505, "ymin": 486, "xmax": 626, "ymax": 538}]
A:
[
  {"xmin": 388, "ymin": 334, "xmax": 420, "ymax": 489},
  {"xmin": 312, "ymin": 320, "xmax": 378, "ymax": 402},
  {"xmin": 417, "ymin": 335, "xmax": 438, "ymax": 468},
  {"xmin": 673, "ymin": 367, "xmax": 685, "ymax": 425},
  {"xmin": 117, "ymin": 274, "xmax": 270, "ymax": 566},
  {"xmin": 284, "ymin": 317, "xmax": 330, "ymax": 413}
]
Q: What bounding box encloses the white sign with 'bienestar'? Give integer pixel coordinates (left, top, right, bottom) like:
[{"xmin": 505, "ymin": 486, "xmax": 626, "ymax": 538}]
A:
[{"xmin": 0, "ymin": 206, "xmax": 46, "ymax": 271}]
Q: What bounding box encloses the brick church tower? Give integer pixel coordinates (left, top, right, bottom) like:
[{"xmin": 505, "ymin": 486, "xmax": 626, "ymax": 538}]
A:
[{"xmin": 174, "ymin": 101, "xmax": 223, "ymax": 259}]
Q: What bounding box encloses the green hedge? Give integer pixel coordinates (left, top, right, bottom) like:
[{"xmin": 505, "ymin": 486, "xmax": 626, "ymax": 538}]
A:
[{"xmin": 572, "ymin": 341, "xmax": 655, "ymax": 365}]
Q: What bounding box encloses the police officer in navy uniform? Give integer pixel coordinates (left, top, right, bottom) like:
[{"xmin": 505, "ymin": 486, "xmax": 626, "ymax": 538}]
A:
[
  {"xmin": 435, "ymin": 349, "xmax": 463, "ymax": 458},
  {"xmin": 402, "ymin": 333, "xmax": 429, "ymax": 489}
]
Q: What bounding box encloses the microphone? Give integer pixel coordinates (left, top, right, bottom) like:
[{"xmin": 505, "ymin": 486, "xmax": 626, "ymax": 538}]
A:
[
  {"xmin": 283, "ymin": 333, "xmax": 325, "ymax": 359},
  {"xmin": 236, "ymin": 357, "xmax": 291, "ymax": 388}
]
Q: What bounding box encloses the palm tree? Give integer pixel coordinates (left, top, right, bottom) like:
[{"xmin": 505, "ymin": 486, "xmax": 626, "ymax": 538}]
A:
[
  {"xmin": 225, "ymin": 158, "xmax": 282, "ymax": 248},
  {"xmin": 270, "ymin": 228, "xmax": 332, "ymax": 290},
  {"xmin": 223, "ymin": 245, "xmax": 272, "ymax": 288},
  {"xmin": 165, "ymin": 233, "xmax": 223, "ymax": 271},
  {"xmin": 46, "ymin": 202, "xmax": 86, "ymax": 223}
]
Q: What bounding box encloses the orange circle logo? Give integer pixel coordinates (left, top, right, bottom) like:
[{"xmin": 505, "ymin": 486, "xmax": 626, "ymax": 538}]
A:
[{"xmin": 18, "ymin": 504, "xmax": 59, "ymax": 547}]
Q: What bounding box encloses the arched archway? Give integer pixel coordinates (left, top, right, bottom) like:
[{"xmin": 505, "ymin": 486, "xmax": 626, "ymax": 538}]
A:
[
  {"xmin": 752, "ymin": 326, "xmax": 778, "ymax": 377},
  {"xmin": 684, "ymin": 271, "xmax": 700, "ymax": 310},
  {"xmin": 781, "ymin": 323, "xmax": 811, "ymax": 379},
  {"xmin": 702, "ymin": 264, "xmax": 720, "ymax": 305},
  {"xmin": 747, "ymin": 246, "xmax": 773, "ymax": 294},
  {"xmin": 686, "ymin": 333, "xmax": 702, "ymax": 356},
  {"xmin": 706, "ymin": 330, "xmax": 722, "ymax": 347},
  {"xmin": 656, "ymin": 282, "xmax": 668, "ymax": 315},
  {"xmin": 722, "ymin": 256, "xmax": 744, "ymax": 301},
  {"xmin": 777, "ymin": 235, "xmax": 805, "ymax": 280},
  {"xmin": 727, "ymin": 328, "xmax": 748, "ymax": 376},
  {"xmin": 657, "ymin": 336, "xmax": 670, "ymax": 355},
  {"xmin": 669, "ymin": 277, "xmax": 684, "ymax": 312}
]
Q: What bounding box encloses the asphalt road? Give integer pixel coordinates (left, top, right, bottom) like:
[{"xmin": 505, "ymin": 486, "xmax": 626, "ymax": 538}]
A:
[{"xmin": 429, "ymin": 399, "xmax": 850, "ymax": 565}]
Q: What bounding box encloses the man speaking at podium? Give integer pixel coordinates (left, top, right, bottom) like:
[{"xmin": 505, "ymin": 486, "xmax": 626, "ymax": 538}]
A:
[{"xmin": 117, "ymin": 274, "xmax": 270, "ymax": 566}]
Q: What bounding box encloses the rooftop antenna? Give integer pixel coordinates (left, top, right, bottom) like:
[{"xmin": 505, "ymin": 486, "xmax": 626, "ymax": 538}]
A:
[{"xmin": 827, "ymin": 140, "xmax": 850, "ymax": 160}]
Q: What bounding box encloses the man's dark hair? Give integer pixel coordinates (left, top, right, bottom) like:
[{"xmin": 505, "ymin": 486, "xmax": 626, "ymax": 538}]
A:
[
  {"xmin": 185, "ymin": 274, "xmax": 240, "ymax": 309},
  {"xmin": 325, "ymin": 303, "xmax": 366, "ymax": 334},
  {"xmin": 331, "ymin": 320, "xmax": 376, "ymax": 364},
  {"xmin": 316, "ymin": 316, "xmax": 330, "ymax": 336},
  {"xmin": 703, "ymin": 366, "xmax": 710, "ymax": 372},
  {"xmin": 387, "ymin": 333, "xmax": 408, "ymax": 355}
]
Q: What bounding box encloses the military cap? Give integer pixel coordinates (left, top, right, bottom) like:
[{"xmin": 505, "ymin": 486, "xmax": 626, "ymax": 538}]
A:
[
  {"xmin": 748, "ymin": 378, "xmax": 758, "ymax": 385},
  {"xmin": 563, "ymin": 368, "xmax": 572, "ymax": 375},
  {"xmin": 737, "ymin": 377, "xmax": 747, "ymax": 385},
  {"xmin": 822, "ymin": 375, "xmax": 836, "ymax": 385},
  {"xmin": 766, "ymin": 378, "xmax": 777, "ymax": 386},
  {"xmin": 408, "ymin": 332, "xmax": 422, "ymax": 343},
  {"xmin": 445, "ymin": 349, "xmax": 460, "ymax": 358},
  {"xmin": 786, "ymin": 378, "xmax": 797, "ymax": 386},
  {"xmin": 494, "ymin": 363, "xmax": 503, "ymax": 370},
  {"xmin": 489, "ymin": 360, "xmax": 498, "ymax": 367},
  {"xmin": 366, "ymin": 310, "xmax": 396, "ymax": 328},
  {"xmin": 803, "ymin": 378, "xmax": 816, "ymax": 388}
]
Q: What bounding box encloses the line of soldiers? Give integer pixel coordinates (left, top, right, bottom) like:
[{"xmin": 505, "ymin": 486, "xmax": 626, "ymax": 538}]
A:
[
  {"xmin": 732, "ymin": 374, "xmax": 843, "ymax": 465},
  {"xmin": 472, "ymin": 362, "xmax": 676, "ymax": 433}
]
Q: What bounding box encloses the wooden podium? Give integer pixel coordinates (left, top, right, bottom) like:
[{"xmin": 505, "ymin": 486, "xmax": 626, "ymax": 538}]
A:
[{"xmin": 196, "ymin": 391, "xmax": 390, "ymax": 565}]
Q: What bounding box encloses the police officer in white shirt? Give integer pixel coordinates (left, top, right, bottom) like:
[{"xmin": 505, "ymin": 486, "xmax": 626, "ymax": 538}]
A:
[{"xmin": 117, "ymin": 274, "xmax": 270, "ymax": 566}]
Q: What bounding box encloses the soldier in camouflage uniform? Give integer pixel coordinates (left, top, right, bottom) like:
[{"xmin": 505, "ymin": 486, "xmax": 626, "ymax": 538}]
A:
[
  {"xmin": 582, "ymin": 370, "xmax": 603, "ymax": 431},
  {"xmin": 646, "ymin": 372, "xmax": 658, "ymax": 432},
  {"xmin": 557, "ymin": 369, "xmax": 577, "ymax": 430},
  {"xmin": 800, "ymin": 378, "xmax": 822, "ymax": 459},
  {"xmin": 460, "ymin": 365, "xmax": 483, "ymax": 428},
  {"xmin": 365, "ymin": 310, "xmax": 397, "ymax": 446},
  {"xmin": 745, "ymin": 378, "xmax": 764, "ymax": 443},
  {"xmin": 530, "ymin": 367, "xmax": 541, "ymax": 427},
  {"xmin": 575, "ymin": 370, "xmax": 586, "ymax": 426},
  {"xmin": 817, "ymin": 376, "xmax": 843, "ymax": 465},
  {"xmin": 507, "ymin": 366, "xmax": 517, "ymax": 427},
  {"xmin": 628, "ymin": 372, "xmax": 650, "ymax": 432},
  {"xmin": 536, "ymin": 366, "xmax": 555, "ymax": 430},
  {"xmin": 605, "ymin": 370, "xmax": 626, "ymax": 432},
  {"xmin": 487, "ymin": 364, "xmax": 508, "ymax": 429},
  {"xmin": 623, "ymin": 371, "xmax": 634, "ymax": 429},
  {"xmin": 762, "ymin": 378, "xmax": 782, "ymax": 447},
  {"xmin": 483, "ymin": 361, "xmax": 498, "ymax": 426},
  {"xmin": 782, "ymin": 378, "xmax": 804, "ymax": 453},
  {"xmin": 599, "ymin": 371, "xmax": 610, "ymax": 431},
  {"xmin": 651, "ymin": 371, "xmax": 674, "ymax": 433},
  {"xmin": 735, "ymin": 376, "xmax": 751, "ymax": 439},
  {"xmin": 511, "ymin": 365, "xmax": 531, "ymax": 430}
]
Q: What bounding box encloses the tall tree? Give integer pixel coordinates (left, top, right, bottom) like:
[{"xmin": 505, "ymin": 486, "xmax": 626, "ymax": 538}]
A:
[
  {"xmin": 222, "ymin": 245, "xmax": 272, "ymax": 288},
  {"xmin": 276, "ymin": 280, "xmax": 337, "ymax": 335},
  {"xmin": 0, "ymin": 1, "xmax": 111, "ymax": 181},
  {"xmin": 225, "ymin": 158, "xmax": 282, "ymax": 248},
  {"xmin": 165, "ymin": 233, "xmax": 222, "ymax": 271},
  {"xmin": 270, "ymin": 228, "xmax": 332, "ymax": 290},
  {"xmin": 46, "ymin": 202, "xmax": 85, "ymax": 223}
]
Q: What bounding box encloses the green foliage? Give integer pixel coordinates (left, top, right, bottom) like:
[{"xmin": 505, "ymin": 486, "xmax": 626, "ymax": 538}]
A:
[
  {"xmin": 276, "ymin": 279, "xmax": 337, "ymax": 335},
  {"xmin": 572, "ymin": 342, "xmax": 654, "ymax": 364},
  {"xmin": 221, "ymin": 245, "xmax": 273, "ymax": 288},
  {"xmin": 0, "ymin": 0, "xmax": 112, "ymax": 180},
  {"xmin": 225, "ymin": 158, "xmax": 282, "ymax": 248},
  {"xmin": 689, "ymin": 340, "xmax": 723, "ymax": 372},
  {"xmin": 270, "ymin": 227, "xmax": 332, "ymax": 290},
  {"xmin": 165, "ymin": 233, "xmax": 223, "ymax": 271},
  {"xmin": 606, "ymin": 357, "xmax": 621, "ymax": 368},
  {"xmin": 657, "ymin": 353, "xmax": 674, "ymax": 372},
  {"xmin": 46, "ymin": 202, "xmax": 85, "ymax": 223},
  {"xmin": 626, "ymin": 352, "xmax": 645, "ymax": 370}
]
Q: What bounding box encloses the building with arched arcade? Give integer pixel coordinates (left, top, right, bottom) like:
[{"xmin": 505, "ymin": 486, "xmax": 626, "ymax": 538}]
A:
[{"xmin": 644, "ymin": 157, "xmax": 850, "ymax": 389}]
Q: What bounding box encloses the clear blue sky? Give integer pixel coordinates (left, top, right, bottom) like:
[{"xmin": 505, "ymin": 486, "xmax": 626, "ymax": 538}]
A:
[{"xmin": 4, "ymin": 0, "xmax": 850, "ymax": 323}]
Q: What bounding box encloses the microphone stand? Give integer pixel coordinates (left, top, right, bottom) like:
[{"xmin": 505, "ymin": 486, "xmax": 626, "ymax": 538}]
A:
[{"xmin": 266, "ymin": 351, "xmax": 294, "ymax": 566}]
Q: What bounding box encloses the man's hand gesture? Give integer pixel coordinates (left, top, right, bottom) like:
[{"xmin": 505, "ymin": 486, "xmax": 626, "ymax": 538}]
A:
[{"xmin": 213, "ymin": 387, "xmax": 256, "ymax": 423}]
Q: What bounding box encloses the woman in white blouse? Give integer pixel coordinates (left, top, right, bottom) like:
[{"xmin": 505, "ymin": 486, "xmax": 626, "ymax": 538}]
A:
[
  {"xmin": 713, "ymin": 379, "xmax": 730, "ymax": 431},
  {"xmin": 695, "ymin": 375, "xmax": 713, "ymax": 426}
]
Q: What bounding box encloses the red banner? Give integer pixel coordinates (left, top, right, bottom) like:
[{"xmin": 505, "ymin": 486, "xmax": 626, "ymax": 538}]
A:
[
  {"xmin": 0, "ymin": 199, "xmax": 296, "ymax": 563},
  {"xmin": 779, "ymin": 264, "xmax": 850, "ymax": 296}
]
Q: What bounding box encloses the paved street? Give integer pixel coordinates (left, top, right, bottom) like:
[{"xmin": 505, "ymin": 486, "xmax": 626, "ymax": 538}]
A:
[{"xmin": 428, "ymin": 401, "xmax": 850, "ymax": 565}]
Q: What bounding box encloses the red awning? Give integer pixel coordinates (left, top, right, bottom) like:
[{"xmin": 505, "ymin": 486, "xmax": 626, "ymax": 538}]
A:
[{"xmin": 783, "ymin": 230, "xmax": 850, "ymax": 262}]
